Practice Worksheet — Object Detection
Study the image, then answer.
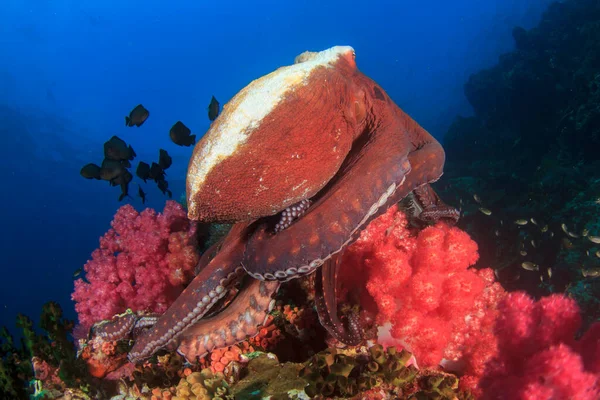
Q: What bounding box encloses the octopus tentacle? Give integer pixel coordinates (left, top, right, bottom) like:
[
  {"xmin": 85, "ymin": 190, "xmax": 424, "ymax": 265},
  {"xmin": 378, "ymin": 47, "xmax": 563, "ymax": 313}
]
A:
[
  {"xmin": 274, "ymin": 199, "xmax": 310, "ymax": 232},
  {"xmin": 176, "ymin": 279, "xmax": 279, "ymax": 362},
  {"xmin": 90, "ymin": 312, "xmax": 162, "ymax": 342},
  {"xmin": 91, "ymin": 311, "xmax": 139, "ymax": 341},
  {"xmin": 128, "ymin": 223, "xmax": 250, "ymax": 363},
  {"xmin": 315, "ymin": 253, "xmax": 362, "ymax": 345},
  {"xmin": 245, "ymin": 125, "xmax": 448, "ymax": 344},
  {"xmin": 194, "ymin": 236, "xmax": 226, "ymax": 275},
  {"xmin": 243, "ymin": 121, "xmax": 420, "ymax": 282},
  {"xmin": 412, "ymin": 184, "xmax": 460, "ymax": 224}
]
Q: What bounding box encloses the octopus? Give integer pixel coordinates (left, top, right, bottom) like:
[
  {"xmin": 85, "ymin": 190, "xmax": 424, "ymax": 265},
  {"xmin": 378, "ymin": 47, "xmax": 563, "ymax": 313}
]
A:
[{"xmin": 109, "ymin": 46, "xmax": 460, "ymax": 363}]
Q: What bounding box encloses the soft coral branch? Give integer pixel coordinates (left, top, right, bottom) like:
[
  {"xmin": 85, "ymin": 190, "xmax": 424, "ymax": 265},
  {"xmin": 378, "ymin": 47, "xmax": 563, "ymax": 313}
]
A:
[{"xmin": 72, "ymin": 201, "xmax": 200, "ymax": 330}]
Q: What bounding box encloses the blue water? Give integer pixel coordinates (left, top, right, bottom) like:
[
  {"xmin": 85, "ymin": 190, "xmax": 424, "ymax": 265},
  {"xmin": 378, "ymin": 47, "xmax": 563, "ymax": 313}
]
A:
[{"xmin": 0, "ymin": 0, "xmax": 552, "ymax": 332}]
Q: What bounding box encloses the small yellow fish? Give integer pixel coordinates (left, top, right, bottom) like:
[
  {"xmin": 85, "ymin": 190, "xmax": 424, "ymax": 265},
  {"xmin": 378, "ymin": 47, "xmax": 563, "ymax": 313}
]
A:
[
  {"xmin": 473, "ymin": 194, "xmax": 481, "ymax": 203},
  {"xmin": 500, "ymin": 220, "xmax": 504, "ymax": 226},
  {"xmin": 530, "ymin": 240, "xmax": 536, "ymax": 248},
  {"xmin": 582, "ymin": 229, "xmax": 589, "ymax": 237},
  {"xmin": 596, "ymin": 250, "xmax": 600, "ymax": 258},
  {"xmin": 495, "ymin": 230, "xmax": 500, "ymax": 237},
  {"xmin": 530, "ymin": 218, "xmax": 538, "ymax": 226},
  {"xmin": 521, "ymin": 261, "xmax": 539, "ymax": 271},
  {"xmin": 541, "ymin": 225, "xmax": 548, "ymax": 233},
  {"xmin": 515, "ymin": 219, "xmax": 528, "ymax": 226},
  {"xmin": 547, "ymin": 268, "xmax": 552, "ymax": 278},
  {"xmin": 550, "ymin": 231, "xmax": 555, "ymax": 238},
  {"xmin": 73, "ymin": 268, "xmax": 82, "ymax": 278},
  {"xmin": 520, "ymin": 250, "xmax": 528, "ymax": 256},
  {"xmin": 479, "ymin": 207, "xmax": 492, "ymax": 216},
  {"xmin": 539, "ymin": 275, "xmax": 543, "ymax": 282},
  {"xmin": 581, "ymin": 268, "xmax": 600, "ymax": 278},
  {"xmin": 588, "ymin": 236, "xmax": 600, "ymax": 244},
  {"xmin": 561, "ymin": 223, "xmax": 580, "ymax": 238}
]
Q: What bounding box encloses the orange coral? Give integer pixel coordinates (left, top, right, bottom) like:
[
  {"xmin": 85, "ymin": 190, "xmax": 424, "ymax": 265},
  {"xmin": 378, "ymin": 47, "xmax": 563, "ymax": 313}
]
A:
[
  {"xmin": 281, "ymin": 304, "xmax": 315, "ymax": 330},
  {"xmin": 151, "ymin": 387, "xmax": 174, "ymax": 400},
  {"xmin": 208, "ymin": 345, "xmax": 242, "ymax": 374},
  {"xmin": 101, "ymin": 341, "xmax": 116, "ymax": 356},
  {"xmin": 248, "ymin": 315, "xmax": 282, "ymax": 350},
  {"xmin": 81, "ymin": 337, "xmax": 127, "ymax": 378}
]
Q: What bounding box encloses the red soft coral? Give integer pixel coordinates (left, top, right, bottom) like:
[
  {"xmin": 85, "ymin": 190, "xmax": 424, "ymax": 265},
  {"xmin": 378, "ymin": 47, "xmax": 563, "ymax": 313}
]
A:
[
  {"xmin": 478, "ymin": 292, "xmax": 600, "ymax": 399},
  {"xmin": 72, "ymin": 201, "xmax": 199, "ymax": 329},
  {"xmin": 339, "ymin": 205, "xmax": 496, "ymax": 371},
  {"xmin": 339, "ymin": 205, "xmax": 600, "ymax": 399}
]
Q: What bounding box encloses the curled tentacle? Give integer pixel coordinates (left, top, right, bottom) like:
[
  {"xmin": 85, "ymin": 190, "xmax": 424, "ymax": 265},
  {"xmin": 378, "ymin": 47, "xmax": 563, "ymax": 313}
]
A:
[
  {"xmin": 90, "ymin": 311, "xmax": 161, "ymax": 342},
  {"xmin": 131, "ymin": 315, "xmax": 161, "ymax": 339},
  {"xmin": 315, "ymin": 253, "xmax": 362, "ymax": 345},
  {"xmin": 90, "ymin": 310, "xmax": 139, "ymax": 341},
  {"xmin": 128, "ymin": 223, "xmax": 250, "ymax": 363},
  {"xmin": 412, "ymin": 184, "xmax": 460, "ymax": 225},
  {"xmin": 176, "ymin": 279, "xmax": 279, "ymax": 362}
]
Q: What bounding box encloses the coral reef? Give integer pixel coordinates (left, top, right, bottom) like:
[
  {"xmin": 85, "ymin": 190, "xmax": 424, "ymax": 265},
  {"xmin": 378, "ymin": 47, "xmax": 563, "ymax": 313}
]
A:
[
  {"xmin": 5, "ymin": 201, "xmax": 600, "ymax": 399},
  {"xmin": 72, "ymin": 201, "xmax": 200, "ymax": 330},
  {"xmin": 231, "ymin": 346, "xmax": 469, "ymax": 399}
]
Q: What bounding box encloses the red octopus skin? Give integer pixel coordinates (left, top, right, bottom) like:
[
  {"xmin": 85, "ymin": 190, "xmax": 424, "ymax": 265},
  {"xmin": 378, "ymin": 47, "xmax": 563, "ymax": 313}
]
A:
[
  {"xmin": 186, "ymin": 47, "xmax": 364, "ymax": 223},
  {"xmin": 128, "ymin": 46, "xmax": 457, "ymax": 363}
]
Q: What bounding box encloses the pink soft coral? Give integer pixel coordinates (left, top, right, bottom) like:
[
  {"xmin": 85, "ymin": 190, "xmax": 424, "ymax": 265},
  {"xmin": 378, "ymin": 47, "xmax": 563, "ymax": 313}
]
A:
[{"xmin": 72, "ymin": 201, "xmax": 199, "ymax": 329}]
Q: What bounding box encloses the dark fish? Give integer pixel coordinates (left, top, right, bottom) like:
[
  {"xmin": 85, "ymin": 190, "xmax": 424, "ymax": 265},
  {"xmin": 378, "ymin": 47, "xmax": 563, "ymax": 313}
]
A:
[
  {"xmin": 157, "ymin": 178, "xmax": 172, "ymax": 198},
  {"xmin": 136, "ymin": 161, "xmax": 151, "ymax": 182},
  {"xmin": 138, "ymin": 185, "xmax": 146, "ymax": 204},
  {"xmin": 110, "ymin": 169, "xmax": 133, "ymax": 188},
  {"xmin": 149, "ymin": 162, "xmax": 165, "ymax": 181},
  {"xmin": 116, "ymin": 169, "xmax": 133, "ymax": 184},
  {"xmin": 159, "ymin": 149, "xmax": 172, "ymax": 170},
  {"xmin": 104, "ymin": 136, "xmax": 135, "ymax": 161},
  {"xmin": 125, "ymin": 104, "xmax": 149, "ymax": 127},
  {"xmin": 118, "ymin": 187, "xmax": 129, "ymax": 201},
  {"xmin": 100, "ymin": 158, "xmax": 126, "ymax": 182},
  {"xmin": 208, "ymin": 96, "xmax": 219, "ymax": 121},
  {"xmin": 169, "ymin": 121, "xmax": 196, "ymax": 147},
  {"xmin": 80, "ymin": 163, "xmax": 101, "ymax": 179},
  {"xmin": 113, "ymin": 170, "xmax": 133, "ymax": 201},
  {"xmin": 73, "ymin": 268, "xmax": 82, "ymax": 278}
]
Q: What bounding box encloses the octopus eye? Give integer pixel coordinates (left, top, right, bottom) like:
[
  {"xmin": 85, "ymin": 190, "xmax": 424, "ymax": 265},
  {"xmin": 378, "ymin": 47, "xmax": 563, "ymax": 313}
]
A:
[{"xmin": 372, "ymin": 86, "xmax": 385, "ymax": 101}]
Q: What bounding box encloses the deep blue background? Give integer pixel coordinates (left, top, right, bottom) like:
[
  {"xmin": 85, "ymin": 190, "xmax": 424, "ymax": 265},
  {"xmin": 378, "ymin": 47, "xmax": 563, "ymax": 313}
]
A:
[{"xmin": 0, "ymin": 0, "xmax": 552, "ymax": 331}]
